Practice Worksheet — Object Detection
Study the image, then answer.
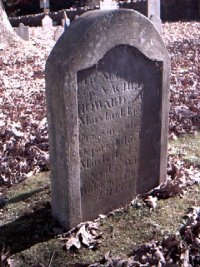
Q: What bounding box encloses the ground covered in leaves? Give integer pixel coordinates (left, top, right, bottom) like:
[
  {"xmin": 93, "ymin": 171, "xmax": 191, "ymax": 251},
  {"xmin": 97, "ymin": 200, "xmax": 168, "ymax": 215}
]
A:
[
  {"xmin": 0, "ymin": 21, "xmax": 200, "ymax": 185},
  {"xmin": 0, "ymin": 21, "xmax": 200, "ymax": 267}
]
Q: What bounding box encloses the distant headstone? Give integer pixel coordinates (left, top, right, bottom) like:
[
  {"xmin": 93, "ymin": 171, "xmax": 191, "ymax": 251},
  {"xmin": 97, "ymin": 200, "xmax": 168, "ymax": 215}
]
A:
[
  {"xmin": 150, "ymin": 14, "xmax": 162, "ymax": 34},
  {"xmin": 15, "ymin": 23, "xmax": 30, "ymax": 41},
  {"xmin": 86, "ymin": 0, "xmax": 100, "ymax": 8},
  {"xmin": 63, "ymin": 11, "xmax": 70, "ymax": 30},
  {"xmin": 45, "ymin": 9, "xmax": 170, "ymax": 230},
  {"xmin": 100, "ymin": 0, "xmax": 119, "ymax": 10},
  {"xmin": 42, "ymin": 15, "xmax": 53, "ymax": 30},
  {"xmin": 65, "ymin": 17, "xmax": 70, "ymax": 27},
  {"xmin": 61, "ymin": 19, "xmax": 65, "ymax": 28},
  {"xmin": 148, "ymin": 0, "xmax": 162, "ymax": 33},
  {"xmin": 54, "ymin": 26, "xmax": 64, "ymax": 42},
  {"xmin": 148, "ymin": 0, "xmax": 160, "ymax": 17},
  {"xmin": 40, "ymin": 0, "xmax": 50, "ymax": 9}
]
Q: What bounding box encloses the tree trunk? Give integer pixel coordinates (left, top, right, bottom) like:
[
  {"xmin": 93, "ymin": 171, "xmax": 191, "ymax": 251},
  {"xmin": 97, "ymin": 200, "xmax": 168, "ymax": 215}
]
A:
[{"xmin": 0, "ymin": 0, "xmax": 22, "ymax": 49}]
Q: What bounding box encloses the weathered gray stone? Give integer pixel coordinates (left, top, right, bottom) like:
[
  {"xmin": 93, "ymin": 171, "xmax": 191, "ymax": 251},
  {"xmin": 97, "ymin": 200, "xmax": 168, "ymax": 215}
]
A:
[
  {"xmin": 45, "ymin": 9, "xmax": 170, "ymax": 230},
  {"xmin": 54, "ymin": 26, "xmax": 64, "ymax": 42},
  {"xmin": 42, "ymin": 15, "xmax": 52, "ymax": 30},
  {"xmin": 40, "ymin": 0, "xmax": 50, "ymax": 9},
  {"xmin": 63, "ymin": 11, "xmax": 70, "ymax": 27},
  {"xmin": 100, "ymin": 0, "xmax": 119, "ymax": 10},
  {"xmin": 148, "ymin": 0, "xmax": 160, "ymax": 18},
  {"xmin": 148, "ymin": 0, "xmax": 162, "ymax": 33},
  {"xmin": 14, "ymin": 23, "xmax": 30, "ymax": 41},
  {"xmin": 150, "ymin": 15, "xmax": 162, "ymax": 34}
]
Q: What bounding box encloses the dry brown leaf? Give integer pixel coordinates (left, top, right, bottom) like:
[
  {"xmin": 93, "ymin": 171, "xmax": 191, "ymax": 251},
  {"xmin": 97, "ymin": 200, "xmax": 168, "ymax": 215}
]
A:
[{"xmin": 63, "ymin": 221, "xmax": 100, "ymax": 251}]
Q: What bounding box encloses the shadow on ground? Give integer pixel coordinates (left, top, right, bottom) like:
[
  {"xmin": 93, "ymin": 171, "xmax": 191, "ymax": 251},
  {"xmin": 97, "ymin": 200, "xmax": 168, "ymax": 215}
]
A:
[
  {"xmin": 6, "ymin": 187, "xmax": 48, "ymax": 206},
  {"xmin": 0, "ymin": 202, "xmax": 58, "ymax": 254},
  {"xmin": 0, "ymin": 173, "xmax": 59, "ymax": 255}
]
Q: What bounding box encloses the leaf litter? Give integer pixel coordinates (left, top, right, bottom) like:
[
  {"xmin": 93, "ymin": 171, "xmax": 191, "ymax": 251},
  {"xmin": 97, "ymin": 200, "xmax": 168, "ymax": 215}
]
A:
[
  {"xmin": 0, "ymin": 21, "xmax": 200, "ymax": 267},
  {"xmin": 79, "ymin": 206, "xmax": 200, "ymax": 267},
  {"xmin": 0, "ymin": 22, "xmax": 199, "ymax": 186},
  {"xmin": 61, "ymin": 221, "xmax": 102, "ymax": 251},
  {"xmin": 0, "ymin": 246, "xmax": 14, "ymax": 267}
]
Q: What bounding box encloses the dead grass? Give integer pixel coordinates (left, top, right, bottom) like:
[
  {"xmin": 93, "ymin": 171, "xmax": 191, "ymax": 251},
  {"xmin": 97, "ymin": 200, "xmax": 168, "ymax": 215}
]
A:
[
  {"xmin": 169, "ymin": 132, "xmax": 200, "ymax": 167},
  {"xmin": 9, "ymin": 183, "xmax": 200, "ymax": 267}
]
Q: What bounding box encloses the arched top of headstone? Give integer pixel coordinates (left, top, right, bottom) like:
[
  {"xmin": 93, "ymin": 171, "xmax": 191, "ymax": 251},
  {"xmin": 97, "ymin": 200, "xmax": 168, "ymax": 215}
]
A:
[{"xmin": 46, "ymin": 9, "xmax": 169, "ymax": 75}]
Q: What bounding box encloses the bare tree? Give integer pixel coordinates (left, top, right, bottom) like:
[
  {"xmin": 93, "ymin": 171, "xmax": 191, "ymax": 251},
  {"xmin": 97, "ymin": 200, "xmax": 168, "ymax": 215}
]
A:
[{"xmin": 0, "ymin": 0, "xmax": 22, "ymax": 49}]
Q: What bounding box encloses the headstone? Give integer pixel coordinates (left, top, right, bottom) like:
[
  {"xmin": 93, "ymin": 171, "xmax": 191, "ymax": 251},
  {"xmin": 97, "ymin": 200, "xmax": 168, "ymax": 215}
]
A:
[
  {"xmin": 148, "ymin": 0, "xmax": 160, "ymax": 17},
  {"xmin": 14, "ymin": 23, "xmax": 30, "ymax": 41},
  {"xmin": 148, "ymin": 0, "xmax": 162, "ymax": 34},
  {"xmin": 40, "ymin": 0, "xmax": 50, "ymax": 9},
  {"xmin": 54, "ymin": 26, "xmax": 64, "ymax": 42},
  {"xmin": 150, "ymin": 15, "xmax": 162, "ymax": 34},
  {"xmin": 86, "ymin": 0, "xmax": 100, "ymax": 8},
  {"xmin": 42, "ymin": 15, "xmax": 53, "ymax": 31},
  {"xmin": 63, "ymin": 11, "xmax": 70, "ymax": 30},
  {"xmin": 100, "ymin": 0, "xmax": 119, "ymax": 10},
  {"xmin": 65, "ymin": 16, "xmax": 70, "ymax": 27},
  {"xmin": 45, "ymin": 9, "xmax": 170, "ymax": 230},
  {"xmin": 61, "ymin": 19, "xmax": 65, "ymax": 28}
]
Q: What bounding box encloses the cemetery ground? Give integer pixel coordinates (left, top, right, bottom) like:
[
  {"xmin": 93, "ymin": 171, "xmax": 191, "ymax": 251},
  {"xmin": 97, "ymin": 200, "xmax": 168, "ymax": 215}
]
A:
[
  {"xmin": 0, "ymin": 20, "xmax": 200, "ymax": 266},
  {"xmin": 0, "ymin": 136, "xmax": 200, "ymax": 267}
]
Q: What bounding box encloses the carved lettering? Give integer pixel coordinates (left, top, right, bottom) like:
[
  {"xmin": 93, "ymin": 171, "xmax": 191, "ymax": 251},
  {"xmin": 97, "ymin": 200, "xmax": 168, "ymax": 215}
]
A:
[{"xmin": 78, "ymin": 68, "xmax": 143, "ymax": 203}]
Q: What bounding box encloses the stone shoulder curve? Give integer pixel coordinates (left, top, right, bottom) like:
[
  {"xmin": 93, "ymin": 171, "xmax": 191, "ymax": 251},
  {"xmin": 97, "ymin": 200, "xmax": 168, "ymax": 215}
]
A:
[{"xmin": 46, "ymin": 9, "xmax": 170, "ymax": 74}]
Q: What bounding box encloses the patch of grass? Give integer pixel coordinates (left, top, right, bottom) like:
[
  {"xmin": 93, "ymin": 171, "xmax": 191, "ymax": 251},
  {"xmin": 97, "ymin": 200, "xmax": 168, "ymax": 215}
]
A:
[
  {"xmin": 0, "ymin": 172, "xmax": 51, "ymax": 224},
  {"xmin": 169, "ymin": 132, "xmax": 200, "ymax": 167},
  {"xmin": 0, "ymin": 172, "xmax": 198, "ymax": 267},
  {"xmin": 0, "ymin": 172, "xmax": 54, "ymax": 254},
  {"xmin": 11, "ymin": 184, "xmax": 200, "ymax": 267}
]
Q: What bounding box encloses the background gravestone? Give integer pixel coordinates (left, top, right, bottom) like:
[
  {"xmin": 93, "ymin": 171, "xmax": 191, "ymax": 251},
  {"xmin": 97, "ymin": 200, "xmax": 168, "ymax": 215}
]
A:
[
  {"xmin": 100, "ymin": 0, "xmax": 119, "ymax": 10},
  {"xmin": 148, "ymin": 0, "xmax": 162, "ymax": 33},
  {"xmin": 54, "ymin": 26, "xmax": 64, "ymax": 42},
  {"xmin": 45, "ymin": 9, "xmax": 170, "ymax": 230},
  {"xmin": 150, "ymin": 14, "xmax": 162, "ymax": 34},
  {"xmin": 14, "ymin": 22, "xmax": 30, "ymax": 41},
  {"xmin": 42, "ymin": 15, "xmax": 52, "ymax": 30},
  {"xmin": 148, "ymin": 0, "xmax": 160, "ymax": 17},
  {"xmin": 40, "ymin": 0, "xmax": 50, "ymax": 9}
]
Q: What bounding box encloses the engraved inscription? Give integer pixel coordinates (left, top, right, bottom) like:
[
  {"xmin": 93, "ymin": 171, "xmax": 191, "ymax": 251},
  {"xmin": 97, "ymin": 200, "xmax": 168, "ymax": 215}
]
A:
[
  {"xmin": 78, "ymin": 70, "xmax": 143, "ymax": 217},
  {"xmin": 77, "ymin": 44, "xmax": 162, "ymax": 220}
]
